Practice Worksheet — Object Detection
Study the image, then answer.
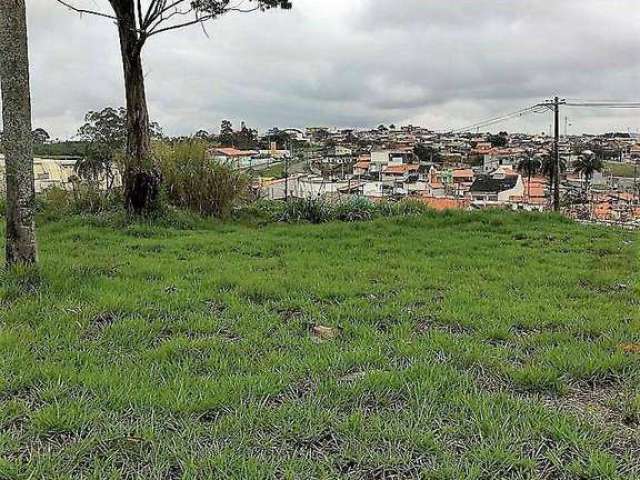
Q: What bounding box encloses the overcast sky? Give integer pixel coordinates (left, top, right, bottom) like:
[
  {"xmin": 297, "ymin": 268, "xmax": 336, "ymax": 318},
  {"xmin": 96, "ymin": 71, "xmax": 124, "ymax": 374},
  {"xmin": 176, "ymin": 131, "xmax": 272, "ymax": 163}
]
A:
[{"xmin": 4, "ymin": 0, "xmax": 640, "ymax": 138}]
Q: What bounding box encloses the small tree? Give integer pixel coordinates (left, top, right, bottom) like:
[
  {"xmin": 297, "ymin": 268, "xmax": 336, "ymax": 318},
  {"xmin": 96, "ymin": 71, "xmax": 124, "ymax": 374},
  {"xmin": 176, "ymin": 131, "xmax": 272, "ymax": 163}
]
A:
[
  {"xmin": 76, "ymin": 106, "xmax": 161, "ymax": 190},
  {"xmin": 489, "ymin": 132, "xmax": 509, "ymax": 148},
  {"xmin": 414, "ymin": 144, "xmax": 441, "ymax": 164},
  {"xmin": 32, "ymin": 128, "xmax": 50, "ymax": 145},
  {"xmin": 57, "ymin": 0, "xmax": 293, "ymax": 214},
  {"xmin": 0, "ymin": 0, "xmax": 38, "ymax": 265},
  {"xmin": 232, "ymin": 122, "xmax": 257, "ymax": 150},
  {"xmin": 219, "ymin": 120, "xmax": 234, "ymax": 147},
  {"xmin": 76, "ymin": 107, "xmax": 126, "ymax": 188},
  {"xmin": 193, "ymin": 129, "xmax": 212, "ymax": 141}
]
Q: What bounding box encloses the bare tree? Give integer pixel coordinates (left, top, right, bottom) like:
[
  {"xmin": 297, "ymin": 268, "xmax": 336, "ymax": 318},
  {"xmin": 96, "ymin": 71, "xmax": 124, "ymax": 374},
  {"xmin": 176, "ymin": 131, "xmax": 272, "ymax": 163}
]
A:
[
  {"xmin": 57, "ymin": 0, "xmax": 293, "ymax": 214},
  {"xmin": 0, "ymin": 0, "xmax": 38, "ymax": 265}
]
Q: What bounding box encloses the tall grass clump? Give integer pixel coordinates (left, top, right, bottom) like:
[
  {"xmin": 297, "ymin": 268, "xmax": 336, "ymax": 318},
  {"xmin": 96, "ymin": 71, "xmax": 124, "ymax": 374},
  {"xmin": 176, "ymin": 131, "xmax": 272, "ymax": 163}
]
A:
[
  {"xmin": 334, "ymin": 196, "xmax": 377, "ymax": 222},
  {"xmin": 279, "ymin": 197, "xmax": 333, "ymax": 224},
  {"xmin": 157, "ymin": 140, "xmax": 250, "ymax": 218},
  {"xmin": 242, "ymin": 196, "xmax": 433, "ymax": 224},
  {"xmin": 376, "ymin": 198, "xmax": 431, "ymax": 217},
  {"xmin": 36, "ymin": 185, "xmax": 122, "ymax": 222}
]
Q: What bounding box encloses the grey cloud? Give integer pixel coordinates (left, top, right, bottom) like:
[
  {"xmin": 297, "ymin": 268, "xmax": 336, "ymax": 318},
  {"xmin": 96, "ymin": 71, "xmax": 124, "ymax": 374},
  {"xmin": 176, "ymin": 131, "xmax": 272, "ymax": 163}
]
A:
[{"xmin": 0, "ymin": 0, "xmax": 638, "ymax": 137}]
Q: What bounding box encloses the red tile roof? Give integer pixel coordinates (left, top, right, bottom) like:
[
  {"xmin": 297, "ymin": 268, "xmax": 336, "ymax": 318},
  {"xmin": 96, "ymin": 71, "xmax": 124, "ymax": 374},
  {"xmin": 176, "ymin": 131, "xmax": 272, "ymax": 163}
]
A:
[
  {"xmin": 212, "ymin": 148, "xmax": 257, "ymax": 157},
  {"xmin": 453, "ymin": 169, "xmax": 474, "ymax": 179},
  {"xmin": 383, "ymin": 164, "xmax": 419, "ymax": 174}
]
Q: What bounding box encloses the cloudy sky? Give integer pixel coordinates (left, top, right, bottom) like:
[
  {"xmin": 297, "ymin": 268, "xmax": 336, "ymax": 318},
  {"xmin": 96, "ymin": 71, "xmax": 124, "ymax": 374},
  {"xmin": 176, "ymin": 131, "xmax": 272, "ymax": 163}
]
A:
[{"xmin": 6, "ymin": 0, "xmax": 640, "ymax": 138}]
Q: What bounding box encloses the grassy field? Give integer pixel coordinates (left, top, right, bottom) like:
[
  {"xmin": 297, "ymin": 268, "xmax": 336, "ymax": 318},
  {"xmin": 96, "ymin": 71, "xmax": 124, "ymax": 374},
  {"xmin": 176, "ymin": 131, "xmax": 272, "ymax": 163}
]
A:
[
  {"xmin": 256, "ymin": 163, "xmax": 287, "ymax": 179},
  {"xmin": 603, "ymin": 162, "xmax": 638, "ymax": 179},
  {"xmin": 0, "ymin": 211, "xmax": 639, "ymax": 479}
]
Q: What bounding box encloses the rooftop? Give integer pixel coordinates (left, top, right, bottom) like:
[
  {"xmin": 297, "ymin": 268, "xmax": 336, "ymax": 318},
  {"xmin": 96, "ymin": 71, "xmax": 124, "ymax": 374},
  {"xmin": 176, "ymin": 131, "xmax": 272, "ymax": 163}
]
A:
[{"xmin": 470, "ymin": 175, "xmax": 519, "ymax": 193}]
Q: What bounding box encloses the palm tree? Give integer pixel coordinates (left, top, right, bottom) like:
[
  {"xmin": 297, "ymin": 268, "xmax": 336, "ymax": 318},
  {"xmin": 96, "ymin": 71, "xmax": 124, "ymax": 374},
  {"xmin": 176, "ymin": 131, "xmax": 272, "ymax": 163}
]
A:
[
  {"xmin": 0, "ymin": 0, "xmax": 38, "ymax": 265},
  {"xmin": 574, "ymin": 150, "xmax": 603, "ymax": 194},
  {"xmin": 540, "ymin": 153, "xmax": 567, "ymax": 198},
  {"xmin": 517, "ymin": 153, "xmax": 542, "ymax": 201}
]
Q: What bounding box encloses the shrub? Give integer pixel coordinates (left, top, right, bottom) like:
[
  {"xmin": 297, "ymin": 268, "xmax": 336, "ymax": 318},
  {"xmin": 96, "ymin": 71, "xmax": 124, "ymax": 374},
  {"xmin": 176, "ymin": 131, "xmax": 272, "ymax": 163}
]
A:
[
  {"xmin": 376, "ymin": 198, "xmax": 431, "ymax": 217},
  {"xmin": 70, "ymin": 182, "xmax": 122, "ymax": 215},
  {"xmin": 334, "ymin": 196, "xmax": 376, "ymax": 222},
  {"xmin": 236, "ymin": 197, "xmax": 434, "ymax": 225},
  {"xmin": 0, "ymin": 198, "xmax": 5, "ymax": 217},
  {"xmin": 234, "ymin": 199, "xmax": 288, "ymax": 224},
  {"xmin": 36, "ymin": 185, "xmax": 122, "ymax": 221},
  {"xmin": 279, "ymin": 198, "xmax": 333, "ymax": 224},
  {"xmin": 157, "ymin": 140, "xmax": 250, "ymax": 219}
]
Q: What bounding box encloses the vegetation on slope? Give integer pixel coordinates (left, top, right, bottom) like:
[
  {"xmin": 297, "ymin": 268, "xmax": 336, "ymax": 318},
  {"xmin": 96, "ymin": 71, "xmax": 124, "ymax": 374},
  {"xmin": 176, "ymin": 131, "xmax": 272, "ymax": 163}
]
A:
[
  {"xmin": 0, "ymin": 211, "xmax": 639, "ymax": 479},
  {"xmin": 603, "ymin": 161, "xmax": 639, "ymax": 179}
]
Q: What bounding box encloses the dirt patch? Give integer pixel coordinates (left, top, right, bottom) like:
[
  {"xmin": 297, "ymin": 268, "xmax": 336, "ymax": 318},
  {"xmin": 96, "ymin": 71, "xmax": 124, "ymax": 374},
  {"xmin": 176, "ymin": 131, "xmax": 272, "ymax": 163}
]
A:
[
  {"xmin": 81, "ymin": 311, "xmax": 120, "ymax": 339},
  {"xmin": 293, "ymin": 429, "xmax": 343, "ymax": 460},
  {"xmin": 265, "ymin": 378, "xmax": 317, "ymax": 408},
  {"xmin": 274, "ymin": 307, "xmax": 305, "ymax": 323},
  {"xmin": 336, "ymin": 452, "xmax": 434, "ymax": 480},
  {"xmin": 541, "ymin": 382, "xmax": 637, "ymax": 428},
  {"xmin": 196, "ymin": 406, "xmax": 234, "ymax": 423},
  {"xmin": 474, "ymin": 372, "xmax": 640, "ymax": 460},
  {"xmin": 7, "ymin": 432, "xmax": 83, "ymax": 464},
  {"xmin": 204, "ymin": 300, "xmax": 227, "ymax": 316}
]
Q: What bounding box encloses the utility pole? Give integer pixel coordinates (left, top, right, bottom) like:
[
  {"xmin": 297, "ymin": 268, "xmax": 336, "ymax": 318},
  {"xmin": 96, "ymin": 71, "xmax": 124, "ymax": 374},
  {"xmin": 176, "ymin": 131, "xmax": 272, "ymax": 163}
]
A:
[
  {"xmin": 553, "ymin": 96, "xmax": 561, "ymax": 211},
  {"xmin": 285, "ymin": 140, "xmax": 291, "ymax": 202}
]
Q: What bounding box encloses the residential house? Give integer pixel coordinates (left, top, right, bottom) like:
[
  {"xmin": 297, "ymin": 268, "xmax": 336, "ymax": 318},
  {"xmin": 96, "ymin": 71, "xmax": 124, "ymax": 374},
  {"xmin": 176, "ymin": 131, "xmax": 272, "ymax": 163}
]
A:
[
  {"xmin": 469, "ymin": 172, "xmax": 524, "ymax": 204},
  {"xmin": 209, "ymin": 148, "xmax": 258, "ymax": 169}
]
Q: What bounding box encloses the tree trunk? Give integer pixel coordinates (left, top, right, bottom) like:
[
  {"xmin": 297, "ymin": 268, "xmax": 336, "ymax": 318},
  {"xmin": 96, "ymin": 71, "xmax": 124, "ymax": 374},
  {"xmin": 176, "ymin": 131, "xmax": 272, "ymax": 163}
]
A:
[
  {"xmin": 0, "ymin": 0, "xmax": 38, "ymax": 265},
  {"xmin": 111, "ymin": 0, "xmax": 160, "ymax": 214}
]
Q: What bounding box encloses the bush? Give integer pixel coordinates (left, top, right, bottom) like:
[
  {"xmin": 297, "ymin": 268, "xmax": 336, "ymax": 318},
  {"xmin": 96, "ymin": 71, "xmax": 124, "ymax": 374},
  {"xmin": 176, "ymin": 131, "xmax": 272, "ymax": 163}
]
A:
[
  {"xmin": 279, "ymin": 198, "xmax": 333, "ymax": 224},
  {"xmin": 36, "ymin": 185, "xmax": 122, "ymax": 222},
  {"xmin": 378, "ymin": 198, "xmax": 431, "ymax": 217},
  {"xmin": 0, "ymin": 198, "xmax": 5, "ymax": 217},
  {"xmin": 234, "ymin": 199, "xmax": 287, "ymax": 224},
  {"xmin": 237, "ymin": 197, "xmax": 433, "ymax": 225},
  {"xmin": 334, "ymin": 196, "xmax": 376, "ymax": 222},
  {"xmin": 156, "ymin": 140, "xmax": 250, "ymax": 219}
]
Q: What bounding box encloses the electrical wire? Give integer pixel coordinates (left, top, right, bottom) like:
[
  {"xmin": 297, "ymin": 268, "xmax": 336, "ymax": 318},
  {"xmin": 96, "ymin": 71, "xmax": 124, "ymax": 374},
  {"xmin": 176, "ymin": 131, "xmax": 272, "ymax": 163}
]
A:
[
  {"xmin": 448, "ymin": 100, "xmax": 640, "ymax": 134},
  {"xmin": 565, "ymin": 102, "xmax": 640, "ymax": 109},
  {"xmin": 448, "ymin": 105, "xmax": 542, "ymax": 133}
]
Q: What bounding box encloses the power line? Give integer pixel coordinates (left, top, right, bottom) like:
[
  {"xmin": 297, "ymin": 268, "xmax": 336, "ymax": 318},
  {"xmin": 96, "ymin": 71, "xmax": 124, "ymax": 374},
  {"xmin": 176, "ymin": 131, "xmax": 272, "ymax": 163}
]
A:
[
  {"xmin": 565, "ymin": 102, "xmax": 640, "ymax": 109},
  {"xmin": 565, "ymin": 97, "xmax": 640, "ymax": 103},
  {"xmin": 448, "ymin": 105, "xmax": 542, "ymax": 133},
  {"xmin": 447, "ymin": 99, "xmax": 640, "ymax": 134}
]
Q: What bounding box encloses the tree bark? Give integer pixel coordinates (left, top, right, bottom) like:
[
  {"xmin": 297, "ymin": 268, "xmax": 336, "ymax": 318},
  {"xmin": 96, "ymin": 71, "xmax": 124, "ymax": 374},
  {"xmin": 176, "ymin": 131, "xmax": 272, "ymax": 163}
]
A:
[
  {"xmin": 110, "ymin": 0, "xmax": 160, "ymax": 214},
  {"xmin": 0, "ymin": 0, "xmax": 38, "ymax": 265}
]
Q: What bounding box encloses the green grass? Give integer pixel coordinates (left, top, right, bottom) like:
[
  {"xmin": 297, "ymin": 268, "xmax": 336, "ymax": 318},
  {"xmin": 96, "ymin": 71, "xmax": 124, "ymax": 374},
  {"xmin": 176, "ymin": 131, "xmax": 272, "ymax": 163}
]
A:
[
  {"xmin": 603, "ymin": 161, "xmax": 639, "ymax": 178},
  {"xmin": 256, "ymin": 162, "xmax": 286, "ymax": 179},
  {"xmin": 1, "ymin": 210, "xmax": 639, "ymax": 479}
]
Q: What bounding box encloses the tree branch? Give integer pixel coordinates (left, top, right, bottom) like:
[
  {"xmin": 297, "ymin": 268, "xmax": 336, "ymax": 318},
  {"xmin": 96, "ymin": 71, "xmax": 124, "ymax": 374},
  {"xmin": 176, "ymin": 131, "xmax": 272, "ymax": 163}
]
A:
[
  {"xmin": 147, "ymin": 5, "xmax": 261, "ymax": 37},
  {"xmin": 58, "ymin": 0, "xmax": 290, "ymax": 41},
  {"xmin": 55, "ymin": 0, "xmax": 117, "ymax": 20}
]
